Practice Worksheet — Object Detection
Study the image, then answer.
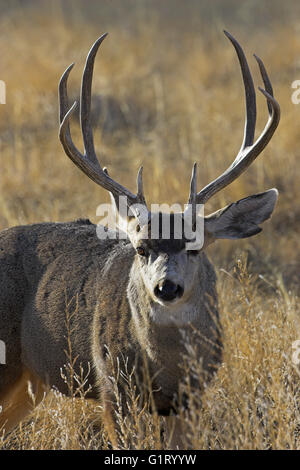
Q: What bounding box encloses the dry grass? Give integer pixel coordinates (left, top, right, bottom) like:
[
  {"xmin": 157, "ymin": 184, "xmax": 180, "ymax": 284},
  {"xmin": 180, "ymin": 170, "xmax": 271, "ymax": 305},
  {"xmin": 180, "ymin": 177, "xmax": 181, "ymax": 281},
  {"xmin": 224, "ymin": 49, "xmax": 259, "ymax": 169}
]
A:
[{"xmin": 0, "ymin": 2, "xmax": 299, "ymax": 450}]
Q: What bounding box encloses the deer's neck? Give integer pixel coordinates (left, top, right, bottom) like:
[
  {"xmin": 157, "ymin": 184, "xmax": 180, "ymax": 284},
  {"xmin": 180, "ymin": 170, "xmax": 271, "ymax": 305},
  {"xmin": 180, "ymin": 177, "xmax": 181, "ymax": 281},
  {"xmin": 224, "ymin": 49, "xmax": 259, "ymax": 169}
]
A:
[{"xmin": 127, "ymin": 260, "xmax": 212, "ymax": 366}]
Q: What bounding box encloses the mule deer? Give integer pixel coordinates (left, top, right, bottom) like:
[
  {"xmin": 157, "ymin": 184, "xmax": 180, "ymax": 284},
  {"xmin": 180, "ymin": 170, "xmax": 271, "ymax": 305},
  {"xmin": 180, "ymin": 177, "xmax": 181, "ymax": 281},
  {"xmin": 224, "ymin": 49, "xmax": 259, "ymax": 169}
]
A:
[{"xmin": 0, "ymin": 31, "xmax": 280, "ymax": 445}]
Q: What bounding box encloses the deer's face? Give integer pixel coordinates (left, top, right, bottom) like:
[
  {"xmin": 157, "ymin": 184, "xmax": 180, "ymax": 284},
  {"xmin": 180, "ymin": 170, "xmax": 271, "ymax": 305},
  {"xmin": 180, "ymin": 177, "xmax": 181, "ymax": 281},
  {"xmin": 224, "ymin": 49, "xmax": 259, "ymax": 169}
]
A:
[
  {"xmin": 129, "ymin": 213, "xmax": 201, "ymax": 306},
  {"xmin": 135, "ymin": 242, "xmax": 200, "ymax": 306}
]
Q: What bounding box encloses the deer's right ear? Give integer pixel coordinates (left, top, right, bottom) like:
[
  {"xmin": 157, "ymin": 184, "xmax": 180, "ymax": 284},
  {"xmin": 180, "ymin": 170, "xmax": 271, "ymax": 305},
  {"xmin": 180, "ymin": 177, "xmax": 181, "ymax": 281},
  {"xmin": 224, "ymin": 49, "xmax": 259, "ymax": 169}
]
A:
[{"xmin": 204, "ymin": 189, "xmax": 278, "ymax": 242}]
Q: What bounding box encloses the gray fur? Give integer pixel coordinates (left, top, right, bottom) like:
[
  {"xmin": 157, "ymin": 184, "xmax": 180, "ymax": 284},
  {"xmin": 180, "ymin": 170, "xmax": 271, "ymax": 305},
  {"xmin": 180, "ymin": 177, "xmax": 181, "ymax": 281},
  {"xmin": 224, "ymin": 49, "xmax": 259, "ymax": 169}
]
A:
[{"xmin": 0, "ymin": 219, "xmax": 220, "ymax": 415}]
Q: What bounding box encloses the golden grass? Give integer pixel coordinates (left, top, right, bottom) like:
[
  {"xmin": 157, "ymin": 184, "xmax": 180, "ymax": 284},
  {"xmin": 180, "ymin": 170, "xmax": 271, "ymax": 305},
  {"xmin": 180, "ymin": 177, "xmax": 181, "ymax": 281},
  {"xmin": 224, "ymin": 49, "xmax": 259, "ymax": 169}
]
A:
[{"xmin": 0, "ymin": 4, "xmax": 299, "ymax": 450}]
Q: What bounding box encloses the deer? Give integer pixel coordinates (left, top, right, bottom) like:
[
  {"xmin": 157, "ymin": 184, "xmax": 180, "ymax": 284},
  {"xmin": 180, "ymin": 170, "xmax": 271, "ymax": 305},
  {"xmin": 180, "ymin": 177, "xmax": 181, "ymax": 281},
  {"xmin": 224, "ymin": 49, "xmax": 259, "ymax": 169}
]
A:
[{"xmin": 0, "ymin": 31, "xmax": 280, "ymax": 447}]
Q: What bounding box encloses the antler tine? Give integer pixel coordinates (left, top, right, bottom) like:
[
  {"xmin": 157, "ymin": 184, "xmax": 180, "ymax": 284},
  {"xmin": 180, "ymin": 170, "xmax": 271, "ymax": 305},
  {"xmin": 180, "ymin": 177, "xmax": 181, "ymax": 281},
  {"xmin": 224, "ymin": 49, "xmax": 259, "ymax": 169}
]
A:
[
  {"xmin": 254, "ymin": 53, "xmax": 273, "ymax": 114},
  {"xmin": 186, "ymin": 163, "xmax": 197, "ymax": 230},
  {"xmin": 195, "ymin": 31, "xmax": 280, "ymax": 205},
  {"xmin": 59, "ymin": 64, "xmax": 83, "ymax": 164},
  {"xmin": 59, "ymin": 35, "xmax": 149, "ymax": 216},
  {"xmin": 136, "ymin": 166, "xmax": 147, "ymax": 206},
  {"xmin": 224, "ymin": 30, "xmax": 256, "ymax": 150},
  {"xmin": 80, "ymin": 34, "xmax": 107, "ymax": 167}
]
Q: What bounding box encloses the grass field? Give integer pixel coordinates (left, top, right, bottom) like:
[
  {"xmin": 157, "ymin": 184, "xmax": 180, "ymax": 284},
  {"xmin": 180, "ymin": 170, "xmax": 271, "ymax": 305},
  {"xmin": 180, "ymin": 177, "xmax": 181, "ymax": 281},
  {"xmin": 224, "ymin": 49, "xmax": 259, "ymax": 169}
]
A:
[{"xmin": 0, "ymin": 0, "xmax": 299, "ymax": 449}]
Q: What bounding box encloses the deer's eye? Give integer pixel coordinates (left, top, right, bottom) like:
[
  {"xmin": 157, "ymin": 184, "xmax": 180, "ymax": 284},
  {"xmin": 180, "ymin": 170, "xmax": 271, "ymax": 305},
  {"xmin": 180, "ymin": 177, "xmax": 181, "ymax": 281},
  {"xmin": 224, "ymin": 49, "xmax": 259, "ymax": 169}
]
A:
[{"xmin": 136, "ymin": 246, "xmax": 147, "ymax": 257}]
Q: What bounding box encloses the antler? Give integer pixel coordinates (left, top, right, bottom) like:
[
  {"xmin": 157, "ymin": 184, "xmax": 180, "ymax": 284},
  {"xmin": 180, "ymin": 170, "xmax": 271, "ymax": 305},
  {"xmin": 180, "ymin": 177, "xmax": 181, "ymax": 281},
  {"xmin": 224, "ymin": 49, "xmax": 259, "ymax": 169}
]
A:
[
  {"xmin": 188, "ymin": 31, "xmax": 280, "ymax": 207},
  {"xmin": 59, "ymin": 31, "xmax": 280, "ymax": 225},
  {"xmin": 59, "ymin": 33, "xmax": 148, "ymax": 219}
]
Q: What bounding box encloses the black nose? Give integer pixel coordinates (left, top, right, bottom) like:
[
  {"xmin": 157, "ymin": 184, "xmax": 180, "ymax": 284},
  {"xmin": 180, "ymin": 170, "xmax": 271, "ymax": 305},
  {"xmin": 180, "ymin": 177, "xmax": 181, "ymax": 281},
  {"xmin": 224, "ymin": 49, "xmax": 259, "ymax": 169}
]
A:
[{"xmin": 154, "ymin": 280, "xmax": 184, "ymax": 302}]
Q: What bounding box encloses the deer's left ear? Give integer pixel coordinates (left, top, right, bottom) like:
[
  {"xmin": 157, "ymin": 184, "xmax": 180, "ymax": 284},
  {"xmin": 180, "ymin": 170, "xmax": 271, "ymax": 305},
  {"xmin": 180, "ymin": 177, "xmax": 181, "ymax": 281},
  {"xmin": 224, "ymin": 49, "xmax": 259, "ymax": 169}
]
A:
[{"xmin": 204, "ymin": 188, "xmax": 278, "ymax": 241}]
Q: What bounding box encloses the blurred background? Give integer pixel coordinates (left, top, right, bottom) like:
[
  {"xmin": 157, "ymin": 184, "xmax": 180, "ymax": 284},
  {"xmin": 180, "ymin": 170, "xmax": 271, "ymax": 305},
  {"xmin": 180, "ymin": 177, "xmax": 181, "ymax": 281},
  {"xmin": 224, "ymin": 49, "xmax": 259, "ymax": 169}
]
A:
[{"xmin": 0, "ymin": 0, "xmax": 299, "ymax": 292}]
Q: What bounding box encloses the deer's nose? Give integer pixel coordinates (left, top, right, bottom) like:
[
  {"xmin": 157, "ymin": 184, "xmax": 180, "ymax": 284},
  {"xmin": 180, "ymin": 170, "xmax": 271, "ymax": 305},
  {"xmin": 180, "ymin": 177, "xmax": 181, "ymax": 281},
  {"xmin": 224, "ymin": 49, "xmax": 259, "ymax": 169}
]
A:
[{"xmin": 154, "ymin": 280, "xmax": 184, "ymax": 302}]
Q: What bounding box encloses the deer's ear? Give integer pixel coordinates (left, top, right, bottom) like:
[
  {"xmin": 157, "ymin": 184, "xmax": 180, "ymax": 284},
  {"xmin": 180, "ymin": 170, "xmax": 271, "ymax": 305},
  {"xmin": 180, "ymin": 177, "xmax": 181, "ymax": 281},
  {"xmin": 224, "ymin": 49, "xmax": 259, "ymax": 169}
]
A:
[{"xmin": 204, "ymin": 189, "xmax": 278, "ymax": 241}]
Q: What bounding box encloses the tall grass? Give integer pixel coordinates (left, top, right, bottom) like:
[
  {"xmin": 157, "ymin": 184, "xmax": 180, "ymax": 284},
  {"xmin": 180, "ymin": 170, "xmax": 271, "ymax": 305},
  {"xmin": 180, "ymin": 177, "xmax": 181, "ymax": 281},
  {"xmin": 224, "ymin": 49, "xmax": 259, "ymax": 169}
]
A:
[{"xmin": 0, "ymin": 2, "xmax": 299, "ymax": 449}]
